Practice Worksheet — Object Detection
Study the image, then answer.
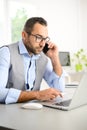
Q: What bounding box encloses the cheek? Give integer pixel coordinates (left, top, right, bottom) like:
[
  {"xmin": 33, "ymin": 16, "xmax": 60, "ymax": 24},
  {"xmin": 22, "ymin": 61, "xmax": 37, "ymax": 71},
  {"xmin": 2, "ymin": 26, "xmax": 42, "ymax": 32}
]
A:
[
  {"xmin": 30, "ymin": 42, "xmax": 39, "ymax": 49},
  {"xmin": 28, "ymin": 42, "xmax": 37, "ymax": 50}
]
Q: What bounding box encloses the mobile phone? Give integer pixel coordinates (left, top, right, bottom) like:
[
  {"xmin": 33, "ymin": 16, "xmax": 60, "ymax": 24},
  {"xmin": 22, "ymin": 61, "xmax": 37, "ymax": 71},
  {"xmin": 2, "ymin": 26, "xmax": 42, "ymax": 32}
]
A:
[{"xmin": 43, "ymin": 43, "xmax": 49, "ymax": 53}]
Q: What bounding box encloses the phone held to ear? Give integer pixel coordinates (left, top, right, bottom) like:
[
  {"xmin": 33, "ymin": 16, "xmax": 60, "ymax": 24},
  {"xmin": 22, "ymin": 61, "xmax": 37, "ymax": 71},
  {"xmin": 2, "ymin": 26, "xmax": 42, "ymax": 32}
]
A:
[{"xmin": 43, "ymin": 43, "xmax": 49, "ymax": 53}]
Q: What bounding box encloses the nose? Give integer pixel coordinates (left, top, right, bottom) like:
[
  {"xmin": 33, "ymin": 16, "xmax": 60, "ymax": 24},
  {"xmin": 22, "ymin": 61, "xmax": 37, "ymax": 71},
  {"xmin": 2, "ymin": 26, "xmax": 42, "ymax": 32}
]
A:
[{"xmin": 39, "ymin": 40, "xmax": 46, "ymax": 47}]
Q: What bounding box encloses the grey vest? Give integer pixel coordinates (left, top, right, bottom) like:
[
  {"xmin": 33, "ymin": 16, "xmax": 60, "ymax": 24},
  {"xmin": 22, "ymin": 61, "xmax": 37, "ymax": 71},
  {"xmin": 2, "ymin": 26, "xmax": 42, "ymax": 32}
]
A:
[{"xmin": 6, "ymin": 42, "xmax": 48, "ymax": 90}]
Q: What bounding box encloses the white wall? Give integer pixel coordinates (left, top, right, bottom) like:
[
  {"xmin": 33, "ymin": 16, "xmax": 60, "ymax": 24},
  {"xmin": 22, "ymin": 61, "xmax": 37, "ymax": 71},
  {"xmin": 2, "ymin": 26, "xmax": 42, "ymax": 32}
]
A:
[
  {"xmin": 18, "ymin": 0, "xmax": 87, "ymax": 54},
  {"xmin": 79, "ymin": 0, "xmax": 87, "ymax": 51},
  {"xmin": 43, "ymin": 1, "xmax": 79, "ymax": 53}
]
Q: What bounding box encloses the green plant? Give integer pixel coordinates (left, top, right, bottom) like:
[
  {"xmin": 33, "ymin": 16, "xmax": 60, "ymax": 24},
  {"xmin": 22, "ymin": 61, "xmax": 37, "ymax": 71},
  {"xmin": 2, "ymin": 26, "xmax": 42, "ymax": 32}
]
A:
[
  {"xmin": 72, "ymin": 49, "xmax": 87, "ymax": 72},
  {"xmin": 11, "ymin": 8, "xmax": 28, "ymax": 42}
]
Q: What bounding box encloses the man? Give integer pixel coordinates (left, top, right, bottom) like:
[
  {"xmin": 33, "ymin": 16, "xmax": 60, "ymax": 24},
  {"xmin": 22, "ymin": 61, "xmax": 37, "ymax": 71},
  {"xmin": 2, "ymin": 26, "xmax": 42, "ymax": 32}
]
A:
[{"xmin": 0, "ymin": 17, "xmax": 65, "ymax": 104}]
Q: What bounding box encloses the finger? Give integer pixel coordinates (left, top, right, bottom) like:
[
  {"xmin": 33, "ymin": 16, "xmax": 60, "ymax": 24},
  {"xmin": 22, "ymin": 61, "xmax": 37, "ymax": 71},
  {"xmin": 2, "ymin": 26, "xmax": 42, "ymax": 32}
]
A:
[
  {"xmin": 54, "ymin": 90, "xmax": 63, "ymax": 98},
  {"xmin": 59, "ymin": 93, "xmax": 63, "ymax": 97},
  {"xmin": 48, "ymin": 42, "xmax": 54, "ymax": 48},
  {"xmin": 49, "ymin": 95, "xmax": 56, "ymax": 100},
  {"xmin": 49, "ymin": 44, "xmax": 54, "ymax": 49}
]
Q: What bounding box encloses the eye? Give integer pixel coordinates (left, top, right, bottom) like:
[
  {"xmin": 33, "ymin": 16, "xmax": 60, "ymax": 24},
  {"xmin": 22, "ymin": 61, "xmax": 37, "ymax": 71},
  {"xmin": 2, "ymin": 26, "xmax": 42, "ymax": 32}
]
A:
[{"xmin": 36, "ymin": 35, "xmax": 42, "ymax": 39}]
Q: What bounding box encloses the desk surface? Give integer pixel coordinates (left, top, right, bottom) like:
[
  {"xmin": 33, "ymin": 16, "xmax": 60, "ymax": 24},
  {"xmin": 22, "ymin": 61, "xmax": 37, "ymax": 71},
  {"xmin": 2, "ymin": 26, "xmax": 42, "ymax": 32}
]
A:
[{"xmin": 0, "ymin": 88, "xmax": 87, "ymax": 130}]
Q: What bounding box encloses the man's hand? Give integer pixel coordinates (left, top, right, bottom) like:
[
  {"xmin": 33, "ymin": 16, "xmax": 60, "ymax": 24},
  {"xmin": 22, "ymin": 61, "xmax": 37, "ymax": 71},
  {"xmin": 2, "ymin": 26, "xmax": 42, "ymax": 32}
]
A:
[
  {"xmin": 18, "ymin": 88, "xmax": 62, "ymax": 103},
  {"xmin": 36, "ymin": 88, "xmax": 62, "ymax": 101},
  {"xmin": 45, "ymin": 42, "xmax": 58, "ymax": 59},
  {"xmin": 45, "ymin": 42, "xmax": 63, "ymax": 76}
]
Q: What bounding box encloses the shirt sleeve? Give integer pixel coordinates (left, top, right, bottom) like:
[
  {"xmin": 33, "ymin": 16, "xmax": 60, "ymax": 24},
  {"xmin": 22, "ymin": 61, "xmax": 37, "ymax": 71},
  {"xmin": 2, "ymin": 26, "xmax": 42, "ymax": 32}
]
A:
[
  {"xmin": 43, "ymin": 58, "xmax": 65, "ymax": 92},
  {"xmin": 5, "ymin": 88, "xmax": 21, "ymax": 104},
  {"xmin": 0, "ymin": 47, "xmax": 21, "ymax": 104},
  {"xmin": 0, "ymin": 88, "xmax": 21, "ymax": 104}
]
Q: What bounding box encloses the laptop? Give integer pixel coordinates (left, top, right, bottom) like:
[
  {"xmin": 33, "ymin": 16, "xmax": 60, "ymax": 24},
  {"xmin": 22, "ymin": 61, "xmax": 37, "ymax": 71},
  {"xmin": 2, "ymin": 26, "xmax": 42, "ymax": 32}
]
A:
[{"xmin": 41, "ymin": 72, "xmax": 87, "ymax": 111}]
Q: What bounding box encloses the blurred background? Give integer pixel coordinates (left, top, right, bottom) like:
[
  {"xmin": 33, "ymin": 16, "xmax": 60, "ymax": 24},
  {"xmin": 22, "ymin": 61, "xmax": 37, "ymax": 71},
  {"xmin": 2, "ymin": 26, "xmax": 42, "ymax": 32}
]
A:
[{"xmin": 0, "ymin": 0, "xmax": 87, "ymax": 72}]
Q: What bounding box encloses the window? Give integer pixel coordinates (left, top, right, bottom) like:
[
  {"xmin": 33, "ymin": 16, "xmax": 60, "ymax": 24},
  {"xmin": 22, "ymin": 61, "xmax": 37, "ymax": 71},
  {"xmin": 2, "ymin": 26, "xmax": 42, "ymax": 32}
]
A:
[{"xmin": 0, "ymin": 0, "xmax": 38, "ymax": 46}]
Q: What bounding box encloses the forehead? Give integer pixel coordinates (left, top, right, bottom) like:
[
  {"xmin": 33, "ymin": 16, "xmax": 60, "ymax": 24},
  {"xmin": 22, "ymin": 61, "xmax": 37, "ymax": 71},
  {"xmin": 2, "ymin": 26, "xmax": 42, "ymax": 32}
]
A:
[{"xmin": 32, "ymin": 23, "xmax": 48, "ymax": 36}]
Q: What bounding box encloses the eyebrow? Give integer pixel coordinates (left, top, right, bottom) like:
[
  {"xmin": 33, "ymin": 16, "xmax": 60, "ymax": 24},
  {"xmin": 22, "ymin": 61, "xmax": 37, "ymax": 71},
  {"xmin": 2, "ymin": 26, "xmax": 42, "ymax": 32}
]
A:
[
  {"xmin": 35, "ymin": 34, "xmax": 43, "ymax": 37},
  {"xmin": 35, "ymin": 34, "xmax": 48, "ymax": 39}
]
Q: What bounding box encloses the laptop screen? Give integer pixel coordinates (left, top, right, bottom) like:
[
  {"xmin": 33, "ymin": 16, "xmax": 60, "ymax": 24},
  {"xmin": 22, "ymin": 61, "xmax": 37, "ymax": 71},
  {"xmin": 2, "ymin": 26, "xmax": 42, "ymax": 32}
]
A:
[{"xmin": 59, "ymin": 52, "xmax": 71, "ymax": 66}]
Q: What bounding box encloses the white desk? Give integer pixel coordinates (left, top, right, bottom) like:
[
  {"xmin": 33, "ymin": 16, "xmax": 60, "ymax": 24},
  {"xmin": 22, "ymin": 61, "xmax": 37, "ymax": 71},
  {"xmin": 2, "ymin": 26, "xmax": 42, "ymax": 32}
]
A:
[
  {"xmin": 64, "ymin": 71, "xmax": 84, "ymax": 84},
  {"xmin": 0, "ymin": 88, "xmax": 87, "ymax": 130}
]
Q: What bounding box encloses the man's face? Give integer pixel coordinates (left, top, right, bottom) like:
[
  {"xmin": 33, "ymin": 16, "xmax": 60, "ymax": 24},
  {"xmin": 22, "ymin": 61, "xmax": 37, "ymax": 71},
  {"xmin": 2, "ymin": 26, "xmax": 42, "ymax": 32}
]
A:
[{"xmin": 22, "ymin": 23, "xmax": 49, "ymax": 55}]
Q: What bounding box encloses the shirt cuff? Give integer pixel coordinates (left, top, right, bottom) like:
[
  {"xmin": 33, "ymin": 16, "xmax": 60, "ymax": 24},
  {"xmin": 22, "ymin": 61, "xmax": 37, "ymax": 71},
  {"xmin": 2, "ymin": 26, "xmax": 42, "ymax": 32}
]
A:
[
  {"xmin": 5, "ymin": 88, "xmax": 21, "ymax": 104},
  {"xmin": 48, "ymin": 70, "xmax": 65, "ymax": 92},
  {"xmin": 48, "ymin": 71, "xmax": 61, "ymax": 83}
]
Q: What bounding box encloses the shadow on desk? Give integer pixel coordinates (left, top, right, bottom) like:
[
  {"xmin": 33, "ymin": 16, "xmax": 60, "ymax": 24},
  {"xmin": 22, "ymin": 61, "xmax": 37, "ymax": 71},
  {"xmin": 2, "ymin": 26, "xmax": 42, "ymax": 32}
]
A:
[{"xmin": 0, "ymin": 126, "xmax": 16, "ymax": 130}]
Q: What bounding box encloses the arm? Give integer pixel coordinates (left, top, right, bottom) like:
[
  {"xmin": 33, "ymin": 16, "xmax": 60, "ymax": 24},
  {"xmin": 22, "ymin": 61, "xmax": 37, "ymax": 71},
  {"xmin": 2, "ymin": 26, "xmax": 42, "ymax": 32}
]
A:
[
  {"xmin": 0, "ymin": 47, "xmax": 21, "ymax": 104},
  {"xmin": 43, "ymin": 42, "xmax": 65, "ymax": 92},
  {"xmin": 46, "ymin": 42, "xmax": 62, "ymax": 76},
  {"xmin": 17, "ymin": 88, "xmax": 62, "ymax": 102}
]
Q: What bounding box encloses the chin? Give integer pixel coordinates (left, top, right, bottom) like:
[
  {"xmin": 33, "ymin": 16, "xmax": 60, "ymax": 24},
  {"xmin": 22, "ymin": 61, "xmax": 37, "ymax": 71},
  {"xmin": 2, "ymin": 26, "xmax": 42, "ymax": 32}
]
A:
[
  {"xmin": 36, "ymin": 49, "xmax": 42, "ymax": 54},
  {"xmin": 35, "ymin": 52, "xmax": 40, "ymax": 55},
  {"xmin": 33, "ymin": 51, "xmax": 39, "ymax": 55}
]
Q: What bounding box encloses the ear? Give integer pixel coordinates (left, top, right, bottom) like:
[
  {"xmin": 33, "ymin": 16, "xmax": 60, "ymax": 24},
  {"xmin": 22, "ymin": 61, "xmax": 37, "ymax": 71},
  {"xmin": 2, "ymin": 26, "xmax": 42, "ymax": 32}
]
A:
[{"xmin": 22, "ymin": 31, "xmax": 26, "ymax": 40}]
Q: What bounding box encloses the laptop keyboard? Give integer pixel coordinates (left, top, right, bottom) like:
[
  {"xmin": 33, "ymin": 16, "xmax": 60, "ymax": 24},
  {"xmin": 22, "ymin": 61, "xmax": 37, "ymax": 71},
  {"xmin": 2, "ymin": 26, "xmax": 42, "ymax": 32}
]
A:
[{"xmin": 54, "ymin": 99, "xmax": 71, "ymax": 106}]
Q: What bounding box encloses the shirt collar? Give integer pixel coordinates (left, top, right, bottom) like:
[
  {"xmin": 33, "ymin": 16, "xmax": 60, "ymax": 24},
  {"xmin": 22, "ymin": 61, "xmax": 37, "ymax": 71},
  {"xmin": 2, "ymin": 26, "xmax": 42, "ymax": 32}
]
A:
[{"xmin": 18, "ymin": 40, "xmax": 40, "ymax": 60}]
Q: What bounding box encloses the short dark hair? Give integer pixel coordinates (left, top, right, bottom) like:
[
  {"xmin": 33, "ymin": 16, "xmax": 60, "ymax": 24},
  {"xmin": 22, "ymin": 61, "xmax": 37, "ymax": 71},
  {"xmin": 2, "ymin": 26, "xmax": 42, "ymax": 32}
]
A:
[{"xmin": 23, "ymin": 17, "xmax": 47, "ymax": 34}]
